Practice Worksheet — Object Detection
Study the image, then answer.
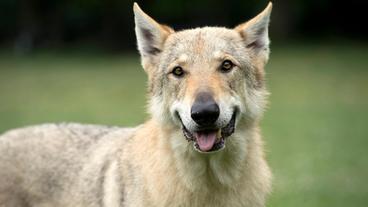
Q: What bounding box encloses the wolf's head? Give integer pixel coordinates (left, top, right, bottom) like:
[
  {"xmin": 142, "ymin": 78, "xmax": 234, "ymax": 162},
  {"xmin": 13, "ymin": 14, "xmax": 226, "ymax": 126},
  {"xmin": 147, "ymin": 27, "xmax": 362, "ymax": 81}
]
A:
[{"xmin": 134, "ymin": 3, "xmax": 272, "ymax": 153}]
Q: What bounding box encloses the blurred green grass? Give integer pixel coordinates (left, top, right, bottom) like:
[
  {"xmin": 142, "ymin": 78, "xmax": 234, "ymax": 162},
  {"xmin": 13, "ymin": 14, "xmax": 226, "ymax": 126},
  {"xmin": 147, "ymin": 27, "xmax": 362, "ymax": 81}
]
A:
[{"xmin": 0, "ymin": 43, "xmax": 367, "ymax": 206}]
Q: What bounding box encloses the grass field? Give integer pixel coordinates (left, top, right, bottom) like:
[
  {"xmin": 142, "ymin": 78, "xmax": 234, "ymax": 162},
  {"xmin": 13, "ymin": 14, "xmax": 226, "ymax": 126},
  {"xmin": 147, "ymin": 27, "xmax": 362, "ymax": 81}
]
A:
[{"xmin": 0, "ymin": 43, "xmax": 367, "ymax": 206}]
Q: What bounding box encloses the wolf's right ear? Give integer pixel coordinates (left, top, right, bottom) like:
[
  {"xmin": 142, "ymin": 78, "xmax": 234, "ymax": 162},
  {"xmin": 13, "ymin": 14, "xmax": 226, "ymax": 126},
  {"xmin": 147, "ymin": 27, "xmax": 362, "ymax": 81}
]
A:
[
  {"xmin": 133, "ymin": 3, "xmax": 173, "ymax": 67},
  {"xmin": 235, "ymin": 3, "xmax": 272, "ymax": 62}
]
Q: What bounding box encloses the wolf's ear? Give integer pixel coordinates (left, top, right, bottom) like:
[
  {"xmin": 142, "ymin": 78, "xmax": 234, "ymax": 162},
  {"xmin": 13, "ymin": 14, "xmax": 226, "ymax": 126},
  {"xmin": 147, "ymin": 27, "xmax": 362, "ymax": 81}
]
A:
[
  {"xmin": 235, "ymin": 2, "xmax": 272, "ymax": 59},
  {"xmin": 133, "ymin": 3, "xmax": 173, "ymax": 66}
]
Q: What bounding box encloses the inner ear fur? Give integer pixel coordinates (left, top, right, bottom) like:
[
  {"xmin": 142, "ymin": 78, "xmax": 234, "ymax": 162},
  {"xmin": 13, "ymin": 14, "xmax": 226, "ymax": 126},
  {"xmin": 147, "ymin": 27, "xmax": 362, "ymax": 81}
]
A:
[
  {"xmin": 235, "ymin": 2, "xmax": 272, "ymax": 54},
  {"xmin": 133, "ymin": 3, "xmax": 174, "ymax": 66}
]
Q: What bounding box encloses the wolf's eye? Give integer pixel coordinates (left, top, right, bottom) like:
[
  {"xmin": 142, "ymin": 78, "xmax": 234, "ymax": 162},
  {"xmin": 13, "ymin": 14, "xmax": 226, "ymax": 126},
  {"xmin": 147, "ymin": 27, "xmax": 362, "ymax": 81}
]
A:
[
  {"xmin": 220, "ymin": 60, "xmax": 234, "ymax": 73},
  {"xmin": 172, "ymin": 66, "xmax": 185, "ymax": 77}
]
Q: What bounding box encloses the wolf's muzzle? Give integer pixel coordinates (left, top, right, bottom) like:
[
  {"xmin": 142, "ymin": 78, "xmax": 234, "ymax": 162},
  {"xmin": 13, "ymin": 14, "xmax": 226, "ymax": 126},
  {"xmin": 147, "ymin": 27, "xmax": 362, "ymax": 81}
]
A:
[
  {"xmin": 180, "ymin": 111, "xmax": 237, "ymax": 153},
  {"xmin": 190, "ymin": 92, "xmax": 219, "ymax": 127}
]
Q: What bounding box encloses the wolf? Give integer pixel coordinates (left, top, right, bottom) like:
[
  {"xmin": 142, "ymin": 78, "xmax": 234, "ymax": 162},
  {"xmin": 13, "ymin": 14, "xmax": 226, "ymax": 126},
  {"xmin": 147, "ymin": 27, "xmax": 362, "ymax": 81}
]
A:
[{"xmin": 0, "ymin": 2, "xmax": 273, "ymax": 207}]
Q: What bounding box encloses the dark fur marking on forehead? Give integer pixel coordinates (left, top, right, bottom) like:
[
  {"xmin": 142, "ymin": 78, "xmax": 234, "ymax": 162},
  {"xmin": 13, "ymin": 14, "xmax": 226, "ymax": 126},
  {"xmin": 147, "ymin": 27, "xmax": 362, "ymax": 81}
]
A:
[{"xmin": 193, "ymin": 31, "xmax": 205, "ymax": 53}]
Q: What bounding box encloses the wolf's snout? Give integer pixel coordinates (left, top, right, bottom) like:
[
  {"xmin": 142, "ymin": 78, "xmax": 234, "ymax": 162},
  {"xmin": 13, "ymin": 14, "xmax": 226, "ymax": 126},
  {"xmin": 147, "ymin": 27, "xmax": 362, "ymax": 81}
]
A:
[{"xmin": 190, "ymin": 92, "xmax": 220, "ymax": 126}]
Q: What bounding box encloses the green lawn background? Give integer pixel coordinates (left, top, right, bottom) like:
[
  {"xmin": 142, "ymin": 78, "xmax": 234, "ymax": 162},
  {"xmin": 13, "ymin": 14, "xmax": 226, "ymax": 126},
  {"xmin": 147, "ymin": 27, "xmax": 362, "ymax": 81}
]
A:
[{"xmin": 0, "ymin": 43, "xmax": 367, "ymax": 206}]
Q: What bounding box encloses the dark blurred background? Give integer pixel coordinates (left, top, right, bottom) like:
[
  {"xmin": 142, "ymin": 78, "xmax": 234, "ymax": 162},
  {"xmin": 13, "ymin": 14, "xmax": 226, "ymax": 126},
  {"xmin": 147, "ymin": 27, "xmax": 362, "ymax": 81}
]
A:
[
  {"xmin": 0, "ymin": 1, "xmax": 368, "ymax": 207},
  {"xmin": 0, "ymin": 0, "xmax": 367, "ymax": 52}
]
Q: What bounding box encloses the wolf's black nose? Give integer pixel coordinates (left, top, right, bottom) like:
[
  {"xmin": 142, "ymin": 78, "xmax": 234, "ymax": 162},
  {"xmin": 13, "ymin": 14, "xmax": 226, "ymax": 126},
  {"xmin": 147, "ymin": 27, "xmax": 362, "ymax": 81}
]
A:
[{"xmin": 191, "ymin": 92, "xmax": 220, "ymax": 126}]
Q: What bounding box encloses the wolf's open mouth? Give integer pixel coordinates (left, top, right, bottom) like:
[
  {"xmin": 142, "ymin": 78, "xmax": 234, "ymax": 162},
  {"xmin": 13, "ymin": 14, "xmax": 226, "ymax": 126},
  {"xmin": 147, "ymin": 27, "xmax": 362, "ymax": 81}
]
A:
[{"xmin": 180, "ymin": 112, "xmax": 236, "ymax": 153}]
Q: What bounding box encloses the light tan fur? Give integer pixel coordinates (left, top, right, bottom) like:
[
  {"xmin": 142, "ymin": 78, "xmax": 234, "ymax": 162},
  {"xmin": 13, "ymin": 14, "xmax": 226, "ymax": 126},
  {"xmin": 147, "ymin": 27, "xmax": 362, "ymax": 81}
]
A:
[{"xmin": 0, "ymin": 2, "xmax": 273, "ymax": 207}]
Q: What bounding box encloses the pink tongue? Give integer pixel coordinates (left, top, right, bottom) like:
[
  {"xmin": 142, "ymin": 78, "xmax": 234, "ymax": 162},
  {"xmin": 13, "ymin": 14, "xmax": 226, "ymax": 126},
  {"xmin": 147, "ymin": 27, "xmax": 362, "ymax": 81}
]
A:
[{"xmin": 194, "ymin": 131, "xmax": 217, "ymax": 152}]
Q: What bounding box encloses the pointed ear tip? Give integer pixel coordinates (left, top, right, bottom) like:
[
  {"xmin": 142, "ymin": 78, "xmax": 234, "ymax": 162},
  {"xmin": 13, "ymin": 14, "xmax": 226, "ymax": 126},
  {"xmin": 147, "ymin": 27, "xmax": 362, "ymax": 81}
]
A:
[
  {"xmin": 133, "ymin": 2, "xmax": 141, "ymax": 13},
  {"xmin": 266, "ymin": 2, "xmax": 273, "ymax": 12},
  {"xmin": 258, "ymin": 2, "xmax": 272, "ymax": 19}
]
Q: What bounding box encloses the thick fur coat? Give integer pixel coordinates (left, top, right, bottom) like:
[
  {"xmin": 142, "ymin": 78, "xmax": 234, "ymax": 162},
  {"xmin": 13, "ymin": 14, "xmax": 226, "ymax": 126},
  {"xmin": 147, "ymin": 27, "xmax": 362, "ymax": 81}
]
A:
[{"xmin": 0, "ymin": 3, "xmax": 273, "ymax": 207}]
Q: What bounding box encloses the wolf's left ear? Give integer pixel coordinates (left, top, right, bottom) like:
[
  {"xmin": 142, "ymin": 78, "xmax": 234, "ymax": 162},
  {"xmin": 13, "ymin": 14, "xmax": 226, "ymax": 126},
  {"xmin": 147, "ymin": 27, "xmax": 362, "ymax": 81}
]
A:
[
  {"xmin": 235, "ymin": 2, "xmax": 272, "ymax": 60},
  {"xmin": 133, "ymin": 3, "xmax": 174, "ymax": 68}
]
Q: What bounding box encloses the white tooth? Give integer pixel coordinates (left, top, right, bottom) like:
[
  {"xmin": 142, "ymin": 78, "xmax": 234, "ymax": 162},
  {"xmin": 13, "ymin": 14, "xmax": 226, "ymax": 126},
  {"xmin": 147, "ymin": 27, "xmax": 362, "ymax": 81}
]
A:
[{"xmin": 216, "ymin": 129, "xmax": 222, "ymax": 139}]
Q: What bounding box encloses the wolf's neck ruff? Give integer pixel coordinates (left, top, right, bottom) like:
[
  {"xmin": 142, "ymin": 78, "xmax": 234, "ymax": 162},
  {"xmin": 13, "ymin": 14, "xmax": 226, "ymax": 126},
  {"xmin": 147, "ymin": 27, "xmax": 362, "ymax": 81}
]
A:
[{"xmin": 158, "ymin": 119, "xmax": 254, "ymax": 188}]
